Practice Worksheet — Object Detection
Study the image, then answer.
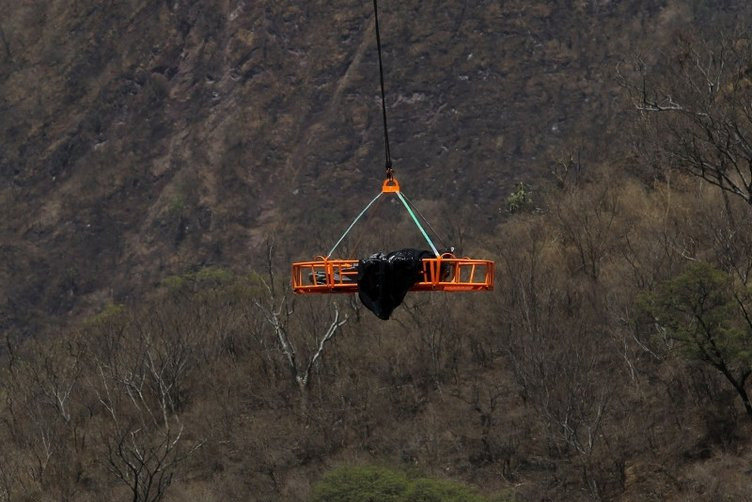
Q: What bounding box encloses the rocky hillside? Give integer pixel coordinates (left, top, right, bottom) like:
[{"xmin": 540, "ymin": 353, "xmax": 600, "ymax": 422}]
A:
[
  {"xmin": 3, "ymin": 0, "xmax": 742, "ymax": 336},
  {"xmin": 3, "ymin": 2, "xmax": 752, "ymax": 501}
]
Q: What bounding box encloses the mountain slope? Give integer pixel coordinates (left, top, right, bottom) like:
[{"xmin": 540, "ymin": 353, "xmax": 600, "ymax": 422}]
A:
[{"xmin": 0, "ymin": 0, "xmax": 745, "ymax": 332}]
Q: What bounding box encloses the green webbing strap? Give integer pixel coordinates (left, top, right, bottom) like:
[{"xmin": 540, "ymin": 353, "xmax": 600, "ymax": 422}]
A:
[
  {"xmin": 326, "ymin": 192, "xmax": 383, "ymax": 259},
  {"xmin": 399, "ymin": 192, "xmax": 450, "ymax": 249},
  {"xmin": 396, "ymin": 191, "xmax": 440, "ymax": 257}
]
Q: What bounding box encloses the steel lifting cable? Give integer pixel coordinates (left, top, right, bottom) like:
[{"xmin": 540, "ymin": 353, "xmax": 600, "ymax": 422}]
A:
[
  {"xmin": 327, "ymin": 1, "xmax": 393, "ymax": 259},
  {"xmin": 326, "ymin": 1, "xmax": 443, "ymax": 259},
  {"xmin": 373, "ymin": 0, "xmax": 393, "ymax": 179}
]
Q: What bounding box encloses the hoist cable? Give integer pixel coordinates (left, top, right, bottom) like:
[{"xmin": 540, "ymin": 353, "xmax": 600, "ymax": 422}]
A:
[
  {"xmin": 325, "ymin": 1, "xmax": 447, "ymax": 261},
  {"xmin": 373, "ymin": 0, "xmax": 393, "ymax": 178}
]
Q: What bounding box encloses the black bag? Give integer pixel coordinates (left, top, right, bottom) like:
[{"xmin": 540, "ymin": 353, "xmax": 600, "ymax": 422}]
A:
[{"xmin": 357, "ymin": 249, "xmax": 433, "ymax": 319}]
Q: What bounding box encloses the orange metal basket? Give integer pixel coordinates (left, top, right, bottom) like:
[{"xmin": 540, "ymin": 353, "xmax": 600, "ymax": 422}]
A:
[
  {"xmin": 292, "ymin": 255, "xmax": 494, "ymax": 294},
  {"xmin": 291, "ymin": 176, "xmax": 494, "ymax": 295}
]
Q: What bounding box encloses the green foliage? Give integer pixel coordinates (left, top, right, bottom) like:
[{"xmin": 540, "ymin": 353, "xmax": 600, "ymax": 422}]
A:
[
  {"xmin": 312, "ymin": 465, "xmax": 408, "ymax": 502},
  {"xmin": 83, "ymin": 302, "xmax": 126, "ymax": 328},
  {"xmin": 311, "ymin": 465, "xmax": 495, "ymax": 502},
  {"xmin": 168, "ymin": 193, "xmax": 187, "ymax": 215},
  {"xmin": 162, "ymin": 266, "xmax": 235, "ymax": 293},
  {"xmin": 641, "ymin": 262, "xmax": 752, "ymax": 368},
  {"xmin": 404, "ymin": 477, "xmax": 489, "ymax": 502},
  {"xmin": 162, "ymin": 274, "xmax": 186, "ymax": 292},
  {"xmin": 194, "ymin": 266, "xmax": 234, "ymax": 284},
  {"xmin": 505, "ymin": 183, "xmax": 533, "ymax": 214},
  {"xmin": 160, "ymin": 266, "xmax": 267, "ymax": 316}
]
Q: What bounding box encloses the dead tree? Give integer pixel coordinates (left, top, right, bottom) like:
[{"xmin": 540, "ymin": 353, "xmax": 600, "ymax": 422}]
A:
[
  {"xmin": 91, "ymin": 314, "xmax": 203, "ymax": 502},
  {"xmin": 1, "ymin": 338, "xmax": 86, "ymax": 499},
  {"xmin": 254, "ymin": 241, "xmax": 349, "ymax": 414},
  {"xmin": 622, "ymin": 33, "xmax": 752, "ymax": 205},
  {"xmin": 255, "ymin": 291, "xmax": 348, "ymax": 414}
]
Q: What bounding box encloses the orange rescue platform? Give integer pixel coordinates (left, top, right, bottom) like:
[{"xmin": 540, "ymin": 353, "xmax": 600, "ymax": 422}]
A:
[{"xmin": 292, "ymin": 255, "xmax": 494, "ymax": 294}]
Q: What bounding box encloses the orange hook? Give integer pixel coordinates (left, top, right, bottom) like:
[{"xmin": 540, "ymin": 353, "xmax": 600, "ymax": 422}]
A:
[{"xmin": 381, "ymin": 177, "xmax": 400, "ymax": 193}]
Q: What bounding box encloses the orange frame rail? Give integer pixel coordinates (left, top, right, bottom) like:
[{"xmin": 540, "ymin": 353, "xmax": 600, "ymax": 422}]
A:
[{"xmin": 292, "ymin": 256, "xmax": 494, "ymax": 294}]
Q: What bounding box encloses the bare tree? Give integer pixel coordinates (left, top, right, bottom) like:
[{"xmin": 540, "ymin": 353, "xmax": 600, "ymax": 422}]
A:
[
  {"xmin": 254, "ymin": 241, "xmax": 349, "ymax": 414},
  {"xmin": 90, "ymin": 311, "xmax": 203, "ymax": 502},
  {"xmin": 0, "ymin": 337, "xmax": 87, "ymax": 499},
  {"xmin": 495, "ymin": 214, "xmax": 617, "ymax": 499},
  {"xmin": 0, "ymin": 26, "xmax": 10, "ymax": 61},
  {"xmin": 553, "ymin": 182, "xmax": 624, "ymax": 281},
  {"xmin": 450, "ymin": 383, "xmax": 506, "ymax": 468},
  {"xmin": 623, "ymin": 33, "xmax": 752, "ymax": 204},
  {"xmin": 255, "ymin": 290, "xmax": 348, "ymax": 414}
]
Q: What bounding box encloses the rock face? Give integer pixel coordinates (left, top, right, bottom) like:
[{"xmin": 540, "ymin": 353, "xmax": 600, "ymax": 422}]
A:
[{"xmin": 0, "ymin": 1, "xmax": 746, "ymax": 334}]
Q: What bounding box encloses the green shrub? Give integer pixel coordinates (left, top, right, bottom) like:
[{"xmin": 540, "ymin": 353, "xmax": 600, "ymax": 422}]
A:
[
  {"xmin": 162, "ymin": 266, "xmax": 235, "ymax": 293},
  {"xmin": 404, "ymin": 477, "xmax": 488, "ymax": 502},
  {"xmin": 83, "ymin": 302, "xmax": 125, "ymax": 327},
  {"xmin": 311, "ymin": 465, "xmax": 408, "ymax": 502},
  {"xmin": 311, "ymin": 465, "xmax": 500, "ymax": 502},
  {"xmin": 505, "ymin": 182, "xmax": 533, "ymax": 213}
]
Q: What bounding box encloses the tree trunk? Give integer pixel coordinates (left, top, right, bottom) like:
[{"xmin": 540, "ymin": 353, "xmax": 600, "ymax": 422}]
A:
[
  {"xmin": 716, "ymin": 363, "xmax": 752, "ymax": 421},
  {"xmin": 732, "ymin": 380, "xmax": 752, "ymax": 421},
  {"xmin": 297, "ymin": 377, "xmax": 309, "ymax": 418}
]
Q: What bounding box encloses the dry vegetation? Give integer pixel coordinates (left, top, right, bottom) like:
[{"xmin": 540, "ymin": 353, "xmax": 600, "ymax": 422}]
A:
[
  {"xmin": 3, "ymin": 1, "xmax": 752, "ymax": 501},
  {"xmin": 2, "ymin": 0, "xmax": 727, "ymax": 337},
  {"xmin": 3, "ymin": 164, "xmax": 752, "ymax": 500}
]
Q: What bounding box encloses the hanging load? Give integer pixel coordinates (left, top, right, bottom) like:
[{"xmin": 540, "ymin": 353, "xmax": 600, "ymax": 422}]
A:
[
  {"xmin": 357, "ymin": 248, "xmax": 434, "ymax": 319},
  {"xmin": 291, "ymin": 177, "xmax": 495, "ymax": 319},
  {"xmin": 290, "ymin": 0, "xmax": 494, "ymax": 319}
]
